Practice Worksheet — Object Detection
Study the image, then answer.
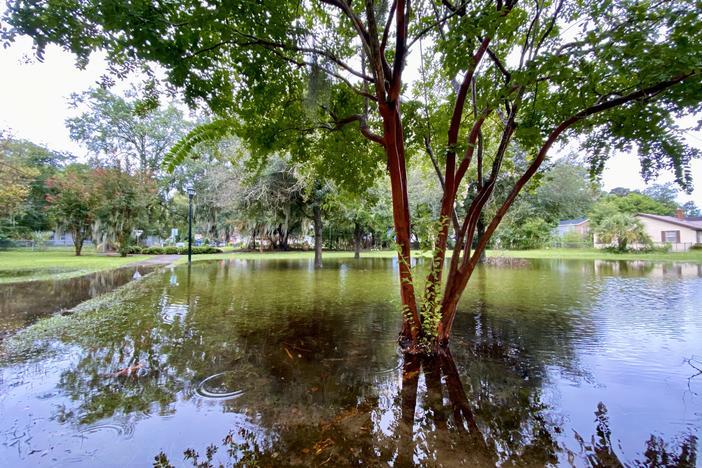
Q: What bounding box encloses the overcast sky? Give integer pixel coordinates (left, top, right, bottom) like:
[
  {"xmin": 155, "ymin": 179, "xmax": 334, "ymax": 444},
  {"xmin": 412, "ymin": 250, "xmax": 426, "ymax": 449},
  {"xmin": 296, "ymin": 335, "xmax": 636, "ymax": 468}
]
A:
[{"xmin": 1, "ymin": 35, "xmax": 701, "ymax": 207}]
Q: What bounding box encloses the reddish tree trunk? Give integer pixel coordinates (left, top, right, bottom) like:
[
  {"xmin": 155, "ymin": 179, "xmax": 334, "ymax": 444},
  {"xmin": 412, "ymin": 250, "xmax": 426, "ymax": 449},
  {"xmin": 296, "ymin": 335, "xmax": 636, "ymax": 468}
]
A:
[{"xmin": 380, "ymin": 103, "xmax": 421, "ymax": 348}]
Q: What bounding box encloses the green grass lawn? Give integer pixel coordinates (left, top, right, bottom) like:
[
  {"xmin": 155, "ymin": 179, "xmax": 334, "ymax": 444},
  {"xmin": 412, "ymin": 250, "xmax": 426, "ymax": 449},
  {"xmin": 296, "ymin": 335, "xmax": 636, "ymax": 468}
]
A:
[
  {"xmin": 0, "ymin": 249, "xmax": 150, "ymax": 284},
  {"xmin": 489, "ymin": 248, "xmax": 702, "ymax": 263}
]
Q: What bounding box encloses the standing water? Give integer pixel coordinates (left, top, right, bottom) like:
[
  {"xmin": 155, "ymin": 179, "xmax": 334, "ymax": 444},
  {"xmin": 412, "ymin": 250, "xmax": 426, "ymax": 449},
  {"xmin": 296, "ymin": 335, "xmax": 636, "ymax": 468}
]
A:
[
  {"xmin": 0, "ymin": 266, "xmax": 155, "ymax": 338},
  {"xmin": 0, "ymin": 258, "xmax": 700, "ymax": 466}
]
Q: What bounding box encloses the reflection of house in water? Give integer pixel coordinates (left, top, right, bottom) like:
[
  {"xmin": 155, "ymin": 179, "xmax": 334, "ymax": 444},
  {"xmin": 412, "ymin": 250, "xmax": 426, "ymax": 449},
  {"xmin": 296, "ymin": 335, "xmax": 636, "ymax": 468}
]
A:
[{"xmin": 593, "ymin": 260, "xmax": 702, "ymax": 278}]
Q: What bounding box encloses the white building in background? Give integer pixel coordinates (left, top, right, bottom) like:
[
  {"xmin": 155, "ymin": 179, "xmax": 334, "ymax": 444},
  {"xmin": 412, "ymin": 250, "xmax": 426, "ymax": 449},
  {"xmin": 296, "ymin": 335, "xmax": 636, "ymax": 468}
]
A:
[{"xmin": 636, "ymin": 210, "xmax": 702, "ymax": 251}]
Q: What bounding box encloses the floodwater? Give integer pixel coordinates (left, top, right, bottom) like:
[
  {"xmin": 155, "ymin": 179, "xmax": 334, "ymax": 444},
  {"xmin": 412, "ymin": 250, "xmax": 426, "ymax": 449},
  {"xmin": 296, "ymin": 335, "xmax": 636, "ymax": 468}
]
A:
[
  {"xmin": 0, "ymin": 266, "xmax": 155, "ymax": 338},
  {"xmin": 0, "ymin": 258, "xmax": 700, "ymax": 466}
]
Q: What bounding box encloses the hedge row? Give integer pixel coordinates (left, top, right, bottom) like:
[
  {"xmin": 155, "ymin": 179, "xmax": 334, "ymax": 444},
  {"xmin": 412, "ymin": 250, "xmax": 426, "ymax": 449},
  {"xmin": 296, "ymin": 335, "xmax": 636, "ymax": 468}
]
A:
[{"xmin": 126, "ymin": 246, "xmax": 223, "ymax": 255}]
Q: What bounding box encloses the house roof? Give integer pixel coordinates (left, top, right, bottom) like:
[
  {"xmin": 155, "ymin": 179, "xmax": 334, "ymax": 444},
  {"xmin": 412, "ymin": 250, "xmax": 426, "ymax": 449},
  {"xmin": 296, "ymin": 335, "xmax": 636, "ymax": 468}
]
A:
[
  {"xmin": 637, "ymin": 213, "xmax": 702, "ymax": 231},
  {"xmin": 558, "ymin": 218, "xmax": 588, "ymax": 226}
]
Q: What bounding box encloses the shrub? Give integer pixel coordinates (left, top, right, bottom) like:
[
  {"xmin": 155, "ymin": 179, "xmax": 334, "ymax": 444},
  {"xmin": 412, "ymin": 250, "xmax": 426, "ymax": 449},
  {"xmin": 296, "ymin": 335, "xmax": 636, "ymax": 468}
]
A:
[
  {"xmin": 31, "ymin": 231, "xmax": 53, "ymax": 251},
  {"xmin": 136, "ymin": 246, "xmax": 223, "ymax": 255},
  {"xmin": 0, "ymin": 233, "xmax": 14, "ymax": 250},
  {"xmin": 125, "ymin": 245, "xmax": 143, "ymax": 254},
  {"xmin": 690, "ymin": 243, "xmax": 702, "ymax": 251}
]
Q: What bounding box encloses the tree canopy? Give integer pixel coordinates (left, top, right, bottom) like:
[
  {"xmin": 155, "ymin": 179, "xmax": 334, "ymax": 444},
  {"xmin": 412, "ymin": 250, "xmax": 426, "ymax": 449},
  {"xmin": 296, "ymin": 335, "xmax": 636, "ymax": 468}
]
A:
[{"xmin": 4, "ymin": 0, "xmax": 701, "ymax": 352}]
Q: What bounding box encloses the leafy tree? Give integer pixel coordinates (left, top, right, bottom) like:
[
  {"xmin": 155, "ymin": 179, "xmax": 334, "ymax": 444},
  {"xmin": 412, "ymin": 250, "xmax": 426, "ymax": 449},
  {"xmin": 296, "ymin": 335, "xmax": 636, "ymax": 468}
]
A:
[
  {"xmin": 0, "ymin": 150, "xmax": 35, "ymax": 232},
  {"xmin": 92, "ymin": 168, "xmax": 157, "ymax": 256},
  {"xmin": 533, "ymin": 157, "xmax": 600, "ymax": 223},
  {"xmin": 682, "ymin": 200, "xmax": 701, "ymax": 217},
  {"xmin": 6, "ymin": 0, "xmax": 701, "ymax": 354},
  {"xmin": 498, "ymin": 216, "xmax": 553, "ymax": 250},
  {"xmin": 45, "ymin": 165, "xmax": 96, "ymax": 256},
  {"xmin": 66, "ymin": 88, "xmax": 190, "ymax": 174},
  {"xmin": 596, "ymin": 191, "xmax": 675, "ymax": 218},
  {"xmin": 0, "ymin": 135, "xmax": 72, "ymax": 236},
  {"xmin": 592, "ymin": 213, "xmax": 651, "ymax": 252},
  {"xmin": 609, "ymin": 187, "xmax": 631, "ymax": 197},
  {"xmin": 642, "ymin": 183, "xmax": 679, "ymax": 213}
]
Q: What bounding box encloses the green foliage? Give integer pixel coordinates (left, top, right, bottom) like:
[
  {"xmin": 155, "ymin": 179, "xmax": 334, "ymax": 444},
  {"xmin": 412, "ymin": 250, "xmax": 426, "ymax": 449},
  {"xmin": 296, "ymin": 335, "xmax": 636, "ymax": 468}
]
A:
[
  {"xmin": 45, "ymin": 164, "xmax": 97, "ymax": 255},
  {"xmin": 0, "ymin": 135, "xmax": 72, "ymax": 237},
  {"xmin": 589, "ymin": 191, "xmax": 676, "ymax": 229},
  {"xmin": 532, "ymin": 157, "xmax": 600, "ymax": 223},
  {"xmin": 29, "ymin": 231, "xmax": 53, "ymax": 251},
  {"xmin": 163, "ymin": 119, "xmax": 238, "ymax": 173},
  {"xmin": 592, "ymin": 213, "xmax": 651, "ymax": 252},
  {"xmin": 690, "ymin": 244, "xmax": 702, "ymax": 251},
  {"xmin": 513, "ymin": 217, "xmax": 554, "ymax": 250},
  {"xmin": 642, "ymin": 184, "xmax": 680, "ymax": 212},
  {"xmin": 67, "ymin": 87, "xmax": 190, "ymax": 173},
  {"xmin": 4, "ymin": 0, "xmax": 702, "ymax": 347},
  {"xmin": 560, "ymin": 229, "xmax": 592, "ymax": 248},
  {"xmin": 125, "ymin": 246, "xmax": 222, "ymax": 255},
  {"xmin": 682, "ymin": 201, "xmax": 701, "ymax": 217},
  {"xmin": 91, "ymin": 168, "xmax": 157, "ymax": 256}
]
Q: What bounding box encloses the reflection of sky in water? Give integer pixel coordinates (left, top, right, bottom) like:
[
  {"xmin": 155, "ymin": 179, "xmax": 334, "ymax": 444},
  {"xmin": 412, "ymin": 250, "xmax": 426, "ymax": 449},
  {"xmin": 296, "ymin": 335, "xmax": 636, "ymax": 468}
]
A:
[
  {"xmin": 0, "ymin": 258, "xmax": 700, "ymax": 466},
  {"xmin": 545, "ymin": 269, "xmax": 702, "ymax": 460}
]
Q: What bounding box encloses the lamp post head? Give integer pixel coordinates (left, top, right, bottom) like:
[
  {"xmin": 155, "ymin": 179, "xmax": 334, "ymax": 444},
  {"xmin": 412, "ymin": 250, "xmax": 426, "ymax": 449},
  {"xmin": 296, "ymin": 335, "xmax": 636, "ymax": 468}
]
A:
[{"xmin": 186, "ymin": 187, "xmax": 196, "ymax": 198}]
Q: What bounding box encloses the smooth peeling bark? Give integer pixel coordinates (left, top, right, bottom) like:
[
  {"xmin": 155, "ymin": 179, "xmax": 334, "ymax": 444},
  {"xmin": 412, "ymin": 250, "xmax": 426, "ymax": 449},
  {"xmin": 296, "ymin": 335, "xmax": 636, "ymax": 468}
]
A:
[
  {"xmin": 381, "ymin": 103, "xmax": 421, "ymax": 347},
  {"xmin": 432, "ymin": 75, "xmax": 694, "ymax": 349},
  {"xmin": 421, "ymin": 36, "xmax": 492, "ymax": 322}
]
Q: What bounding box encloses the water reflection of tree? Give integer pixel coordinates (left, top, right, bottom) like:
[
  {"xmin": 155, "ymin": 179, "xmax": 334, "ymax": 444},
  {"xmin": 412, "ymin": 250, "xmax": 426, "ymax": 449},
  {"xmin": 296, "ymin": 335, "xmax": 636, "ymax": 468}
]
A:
[
  {"xmin": 155, "ymin": 346, "xmax": 696, "ymax": 467},
  {"xmin": 44, "ymin": 262, "xmax": 697, "ymax": 466}
]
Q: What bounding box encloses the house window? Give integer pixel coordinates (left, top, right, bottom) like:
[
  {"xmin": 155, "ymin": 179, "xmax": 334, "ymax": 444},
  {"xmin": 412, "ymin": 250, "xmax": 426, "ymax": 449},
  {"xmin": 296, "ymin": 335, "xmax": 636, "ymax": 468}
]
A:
[
  {"xmin": 661, "ymin": 230, "xmax": 680, "ymax": 243},
  {"xmin": 698, "ymin": 231, "xmax": 702, "ymax": 243}
]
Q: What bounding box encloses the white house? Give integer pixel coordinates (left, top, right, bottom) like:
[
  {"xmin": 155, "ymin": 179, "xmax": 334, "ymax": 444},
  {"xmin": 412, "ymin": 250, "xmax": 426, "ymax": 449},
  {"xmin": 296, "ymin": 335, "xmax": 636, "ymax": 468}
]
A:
[{"xmin": 636, "ymin": 210, "xmax": 702, "ymax": 251}]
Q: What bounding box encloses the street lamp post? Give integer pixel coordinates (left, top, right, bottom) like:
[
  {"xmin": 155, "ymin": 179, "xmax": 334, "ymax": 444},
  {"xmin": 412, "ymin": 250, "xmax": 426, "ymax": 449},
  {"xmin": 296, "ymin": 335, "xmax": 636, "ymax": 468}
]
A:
[{"xmin": 187, "ymin": 187, "xmax": 196, "ymax": 264}]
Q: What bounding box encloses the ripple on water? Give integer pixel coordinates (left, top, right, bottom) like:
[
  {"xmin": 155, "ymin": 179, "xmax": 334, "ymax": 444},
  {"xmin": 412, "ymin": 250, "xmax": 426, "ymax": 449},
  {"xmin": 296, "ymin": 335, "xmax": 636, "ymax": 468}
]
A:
[
  {"xmin": 371, "ymin": 350, "xmax": 404, "ymax": 375},
  {"xmin": 195, "ymin": 372, "xmax": 246, "ymax": 400},
  {"xmin": 79, "ymin": 422, "xmax": 134, "ymax": 439}
]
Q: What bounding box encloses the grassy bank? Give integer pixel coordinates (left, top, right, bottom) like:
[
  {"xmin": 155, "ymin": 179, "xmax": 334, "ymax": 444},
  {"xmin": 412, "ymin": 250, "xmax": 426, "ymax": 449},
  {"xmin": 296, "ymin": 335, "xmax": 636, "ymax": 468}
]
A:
[
  {"xmin": 0, "ymin": 249, "xmax": 150, "ymax": 284},
  {"xmin": 181, "ymin": 247, "xmax": 702, "ymax": 264},
  {"xmin": 490, "ymin": 248, "xmax": 702, "ymax": 263},
  {"xmin": 173, "ymin": 249, "xmax": 402, "ymax": 264},
  {"xmin": 2, "ymin": 246, "xmax": 700, "ymax": 284}
]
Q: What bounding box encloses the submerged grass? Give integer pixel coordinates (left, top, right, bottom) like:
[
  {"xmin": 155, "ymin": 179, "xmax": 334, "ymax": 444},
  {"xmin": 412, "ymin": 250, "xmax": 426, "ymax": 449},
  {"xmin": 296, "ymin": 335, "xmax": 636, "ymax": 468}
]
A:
[
  {"xmin": 0, "ymin": 271, "xmax": 161, "ymax": 363},
  {"xmin": 0, "ymin": 249, "xmax": 150, "ymax": 284}
]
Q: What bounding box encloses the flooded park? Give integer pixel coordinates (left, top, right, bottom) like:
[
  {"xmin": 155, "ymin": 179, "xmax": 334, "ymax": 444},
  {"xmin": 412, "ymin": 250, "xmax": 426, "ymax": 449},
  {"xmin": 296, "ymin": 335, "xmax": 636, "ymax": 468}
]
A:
[{"xmin": 0, "ymin": 257, "xmax": 699, "ymax": 466}]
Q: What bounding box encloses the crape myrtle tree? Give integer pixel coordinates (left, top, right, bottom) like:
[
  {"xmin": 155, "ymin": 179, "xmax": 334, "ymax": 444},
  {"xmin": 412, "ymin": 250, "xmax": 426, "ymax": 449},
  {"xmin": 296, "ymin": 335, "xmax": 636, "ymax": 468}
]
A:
[
  {"xmin": 45, "ymin": 164, "xmax": 97, "ymax": 256},
  {"xmin": 6, "ymin": 1, "xmax": 700, "ymax": 354}
]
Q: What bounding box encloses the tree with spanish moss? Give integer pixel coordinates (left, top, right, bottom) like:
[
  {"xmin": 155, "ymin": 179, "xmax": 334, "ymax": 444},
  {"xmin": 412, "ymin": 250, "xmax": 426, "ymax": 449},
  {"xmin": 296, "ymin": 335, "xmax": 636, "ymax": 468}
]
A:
[{"xmin": 5, "ymin": 0, "xmax": 700, "ymax": 354}]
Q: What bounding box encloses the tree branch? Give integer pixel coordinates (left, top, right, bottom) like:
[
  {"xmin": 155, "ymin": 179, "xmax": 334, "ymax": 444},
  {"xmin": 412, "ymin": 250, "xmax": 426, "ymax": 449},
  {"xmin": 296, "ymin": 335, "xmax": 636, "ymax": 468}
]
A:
[
  {"xmin": 469, "ymin": 71, "xmax": 699, "ymax": 271},
  {"xmin": 332, "ymin": 114, "xmax": 386, "ymax": 145},
  {"xmin": 407, "ymin": 1, "xmax": 470, "ymax": 49}
]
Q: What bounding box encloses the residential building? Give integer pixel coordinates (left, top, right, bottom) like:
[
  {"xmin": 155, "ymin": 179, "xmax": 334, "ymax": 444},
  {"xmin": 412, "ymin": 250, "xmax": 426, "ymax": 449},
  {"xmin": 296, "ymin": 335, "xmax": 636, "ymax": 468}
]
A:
[
  {"xmin": 636, "ymin": 209, "xmax": 702, "ymax": 251},
  {"xmin": 554, "ymin": 218, "xmax": 590, "ymax": 237}
]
